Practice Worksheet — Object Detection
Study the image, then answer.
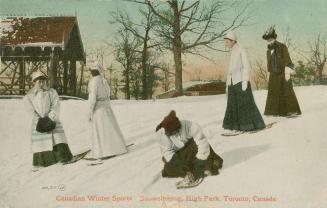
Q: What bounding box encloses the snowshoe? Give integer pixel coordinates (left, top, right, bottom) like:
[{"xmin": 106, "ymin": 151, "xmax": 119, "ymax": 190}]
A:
[
  {"xmin": 175, "ymin": 172, "xmax": 204, "ymax": 189},
  {"xmin": 87, "ymin": 159, "xmax": 103, "ymax": 166},
  {"xmin": 62, "ymin": 149, "xmax": 91, "ymax": 165},
  {"xmin": 248, "ymin": 122, "xmax": 277, "ymax": 134},
  {"xmin": 221, "ymin": 130, "xmax": 244, "ymax": 137}
]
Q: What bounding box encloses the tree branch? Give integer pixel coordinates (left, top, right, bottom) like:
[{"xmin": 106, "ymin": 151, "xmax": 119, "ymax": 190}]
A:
[
  {"xmin": 180, "ymin": 1, "xmax": 199, "ymax": 13},
  {"xmin": 147, "ymin": 1, "xmax": 173, "ymax": 25},
  {"xmin": 180, "ymin": 1, "xmax": 200, "ymax": 34}
]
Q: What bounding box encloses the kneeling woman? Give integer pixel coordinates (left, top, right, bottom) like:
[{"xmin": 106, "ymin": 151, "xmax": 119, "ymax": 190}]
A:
[
  {"xmin": 24, "ymin": 71, "xmax": 73, "ymax": 171},
  {"xmin": 155, "ymin": 111, "xmax": 223, "ymax": 189}
]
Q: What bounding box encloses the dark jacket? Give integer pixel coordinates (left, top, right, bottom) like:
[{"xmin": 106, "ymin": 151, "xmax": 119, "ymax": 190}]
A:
[{"xmin": 266, "ymin": 41, "xmax": 294, "ymax": 74}]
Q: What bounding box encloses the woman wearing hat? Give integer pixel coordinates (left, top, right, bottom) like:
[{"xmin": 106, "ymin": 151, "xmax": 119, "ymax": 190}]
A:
[
  {"xmin": 155, "ymin": 110, "xmax": 223, "ymax": 189},
  {"xmin": 222, "ymin": 31, "xmax": 266, "ymax": 135},
  {"xmin": 23, "ymin": 71, "xmax": 73, "ymax": 171},
  {"xmin": 262, "ymin": 26, "xmax": 301, "ymax": 117},
  {"xmin": 87, "ymin": 62, "xmax": 127, "ymax": 165}
]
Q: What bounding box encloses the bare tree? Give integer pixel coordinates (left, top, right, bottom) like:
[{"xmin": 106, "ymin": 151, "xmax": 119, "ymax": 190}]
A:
[
  {"xmin": 309, "ymin": 34, "xmax": 327, "ymax": 80},
  {"xmin": 113, "ymin": 7, "xmax": 160, "ymax": 99},
  {"xmin": 130, "ymin": 67, "xmax": 142, "ymax": 99},
  {"xmin": 124, "ymin": 0, "xmax": 252, "ymax": 95},
  {"xmin": 106, "ymin": 64, "xmax": 122, "ymax": 99},
  {"xmin": 87, "ymin": 45, "xmax": 110, "ymax": 66},
  {"xmin": 281, "ymin": 28, "xmax": 326, "ymax": 82},
  {"xmin": 279, "ymin": 27, "xmax": 327, "ymax": 83},
  {"xmin": 114, "ymin": 28, "xmax": 141, "ymax": 99},
  {"xmin": 111, "ymin": 76, "xmax": 120, "ymax": 100},
  {"xmin": 150, "ymin": 62, "xmax": 173, "ymax": 92},
  {"xmin": 252, "ymin": 60, "xmax": 268, "ymax": 90},
  {"xmin": 142, "ymin": 52, "xmax": 164, "ymax": 98}
]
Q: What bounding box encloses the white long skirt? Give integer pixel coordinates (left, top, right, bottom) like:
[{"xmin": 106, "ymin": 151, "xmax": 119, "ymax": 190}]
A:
[{"xmin": 90, "ymin": 103, "xmax": 127, "ymax": 159}]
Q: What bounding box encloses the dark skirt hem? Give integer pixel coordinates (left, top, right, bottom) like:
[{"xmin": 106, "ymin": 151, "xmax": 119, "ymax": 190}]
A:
[
  {"xmin": 223, "ymin": 82, "xmax": 266, "ymax": 131},
  {"xmin": 33, "ymin": 143, "xmax": 73, "ymax": 167},
  {"xmin": 264, "ymin": 74, "xmax": 301, "ymax": 116}
]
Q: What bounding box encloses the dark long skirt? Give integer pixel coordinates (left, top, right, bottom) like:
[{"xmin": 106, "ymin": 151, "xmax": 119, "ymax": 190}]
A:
[
  {"xmin": 161, "ymin": 139, "xmax": 223, "ymax": 178},
  {"xmin": 223, "ymin": 82, "xmax": 266, "ymax": 131},
  {"xmin": 33, "ymin": 143, "xmax": 73, "ymax": 167},
  {"xmin": 264, "ymin": 73, "xmax": 301, "ymax": 116}
]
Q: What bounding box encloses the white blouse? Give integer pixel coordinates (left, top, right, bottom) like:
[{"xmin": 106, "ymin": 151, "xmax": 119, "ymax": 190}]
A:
[{"xmin": 156, "ymin": 120, "xmax": 210, "ymax": 162}]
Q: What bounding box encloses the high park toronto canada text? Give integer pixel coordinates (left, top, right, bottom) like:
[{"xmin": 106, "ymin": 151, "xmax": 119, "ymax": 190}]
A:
[{"xmin": 55, "ymin": 195, "xmax": 277, "ymax": 203}]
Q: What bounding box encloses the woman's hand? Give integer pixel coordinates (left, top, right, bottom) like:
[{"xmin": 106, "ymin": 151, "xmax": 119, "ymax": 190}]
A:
[
  {"xmin": 285, "ymin": 66, "xmax": 295, "ymax": 81},
  {"xmin": 87, "ymin": 111, "xmax": 93, "ymax": 122},
  {"xmin": 242, "ymin": 81, "xmax": 248, "ymax": 91}
]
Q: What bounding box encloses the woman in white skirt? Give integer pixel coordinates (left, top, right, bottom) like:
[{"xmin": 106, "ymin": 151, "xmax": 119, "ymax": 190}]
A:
[{"xmin": 87, "ymin": 62, "xmax": 127, "ymax": 165}]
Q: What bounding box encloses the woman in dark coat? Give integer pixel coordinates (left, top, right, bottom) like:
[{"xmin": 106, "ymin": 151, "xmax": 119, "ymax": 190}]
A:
[
  {"xmin": 155, "ymin": 110, "xmax": 223, "ymax": 189},
  {"xmin": 262, "ymin": 26, "xmax": 301, "ymax": 117}
]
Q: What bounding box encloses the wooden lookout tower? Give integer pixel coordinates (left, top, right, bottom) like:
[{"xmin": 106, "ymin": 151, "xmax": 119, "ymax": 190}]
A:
[{"xmin": 0, "ymin": 16, "xmax": 86, "ymax": 95}]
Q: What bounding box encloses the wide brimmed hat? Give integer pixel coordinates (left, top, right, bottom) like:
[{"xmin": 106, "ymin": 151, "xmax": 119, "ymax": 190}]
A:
[
  {"xmin": 224, "ymin": 31, "xmax": 237, "ymax": 41},
  {"xmin": 156, "ymin": 110, "xmax": 181, "ymax": 134},
  {"xmin": 262, "ymin": 25, "xmax": 277, "ymax": 40},
  {"xmin": 31, "ymin": 71, "xmax": 47, "ymax": 82}
]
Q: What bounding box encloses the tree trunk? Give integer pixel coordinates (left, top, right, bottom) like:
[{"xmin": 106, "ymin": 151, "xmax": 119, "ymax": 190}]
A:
[
  {"xmin": 318, "ymin": 64, "xmax": 324, "ymax": 80},
  {"xmin": 141, "ymin": 31, "xmax": 149, "ymax": 100},
  {"xmin": 173, "ymin": 48, "xmax": 183, "ymax": 94},
  {"xmin": 125, "ymin": 70, "xmax": 131, "ymax": 99},
  {"xmin": 125, "ymin": 60, "xmax": 131, "ymax": 100},
  {"xmin": 171, "ymin": 0, "xmax": 183, "ymax": 95},
  {"xmin": 164, "ymin": 69, "xmax": 170, "ymax": 91}
]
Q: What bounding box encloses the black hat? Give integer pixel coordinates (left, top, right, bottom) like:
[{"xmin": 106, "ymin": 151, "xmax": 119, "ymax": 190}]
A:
[
  {"xmin": 155, "ymin": 110, "xmax": 181, "ymax": 134},
  {"xmin": 262, "ymin": 25, "xmax": 277, "ymax": 40}
]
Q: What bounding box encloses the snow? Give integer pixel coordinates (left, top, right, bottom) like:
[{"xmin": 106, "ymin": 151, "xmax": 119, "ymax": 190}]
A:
[
  {"xmin": 0, "ymin": 86, "xmax": 327, "ymax": 208},
  {"xmin": 163, "ymin": 80, "xmax": 223, "ymax": 93},
  {"xmin": 14, "ymin": 42, "xmax": 64, "ymax": 47},
  {"xmin": 182, "ymin": 80, "xmax": 222, "ymax": 89},
  {"xmin": 0, "ymin": 18, "xmax": 14, "ymax": 37}
]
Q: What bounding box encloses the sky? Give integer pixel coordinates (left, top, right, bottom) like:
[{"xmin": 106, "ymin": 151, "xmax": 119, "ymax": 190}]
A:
[{"xmin": 1, "ymin": 0, "xmax": 327, "ymax": 71}]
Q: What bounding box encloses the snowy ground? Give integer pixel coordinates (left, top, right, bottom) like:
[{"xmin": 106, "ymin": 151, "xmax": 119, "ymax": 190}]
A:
[{"xmin": 0, "ymin": 86, "xmax": 327, "ymax": 208}]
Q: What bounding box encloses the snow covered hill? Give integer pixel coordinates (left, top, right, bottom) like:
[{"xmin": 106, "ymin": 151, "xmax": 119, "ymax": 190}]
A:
[{"xmin": 0, "ymin": 86, "xmax": 327, "ymax": 208}]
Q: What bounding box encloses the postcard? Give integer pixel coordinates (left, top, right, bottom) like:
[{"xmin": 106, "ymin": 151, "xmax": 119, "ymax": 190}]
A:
[{"xmin": 0, "ymin": 0, "xmax": 326, "ymax": 207}]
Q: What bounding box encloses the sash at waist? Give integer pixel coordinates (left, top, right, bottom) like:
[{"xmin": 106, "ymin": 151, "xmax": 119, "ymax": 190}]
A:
[
  {"xmin": 97, "ymin": 98, "xmax": 109, "ymax": 101},
  {"xmin": 95, "ymin": 100, "xmax": 111, "ymax": 109}
]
